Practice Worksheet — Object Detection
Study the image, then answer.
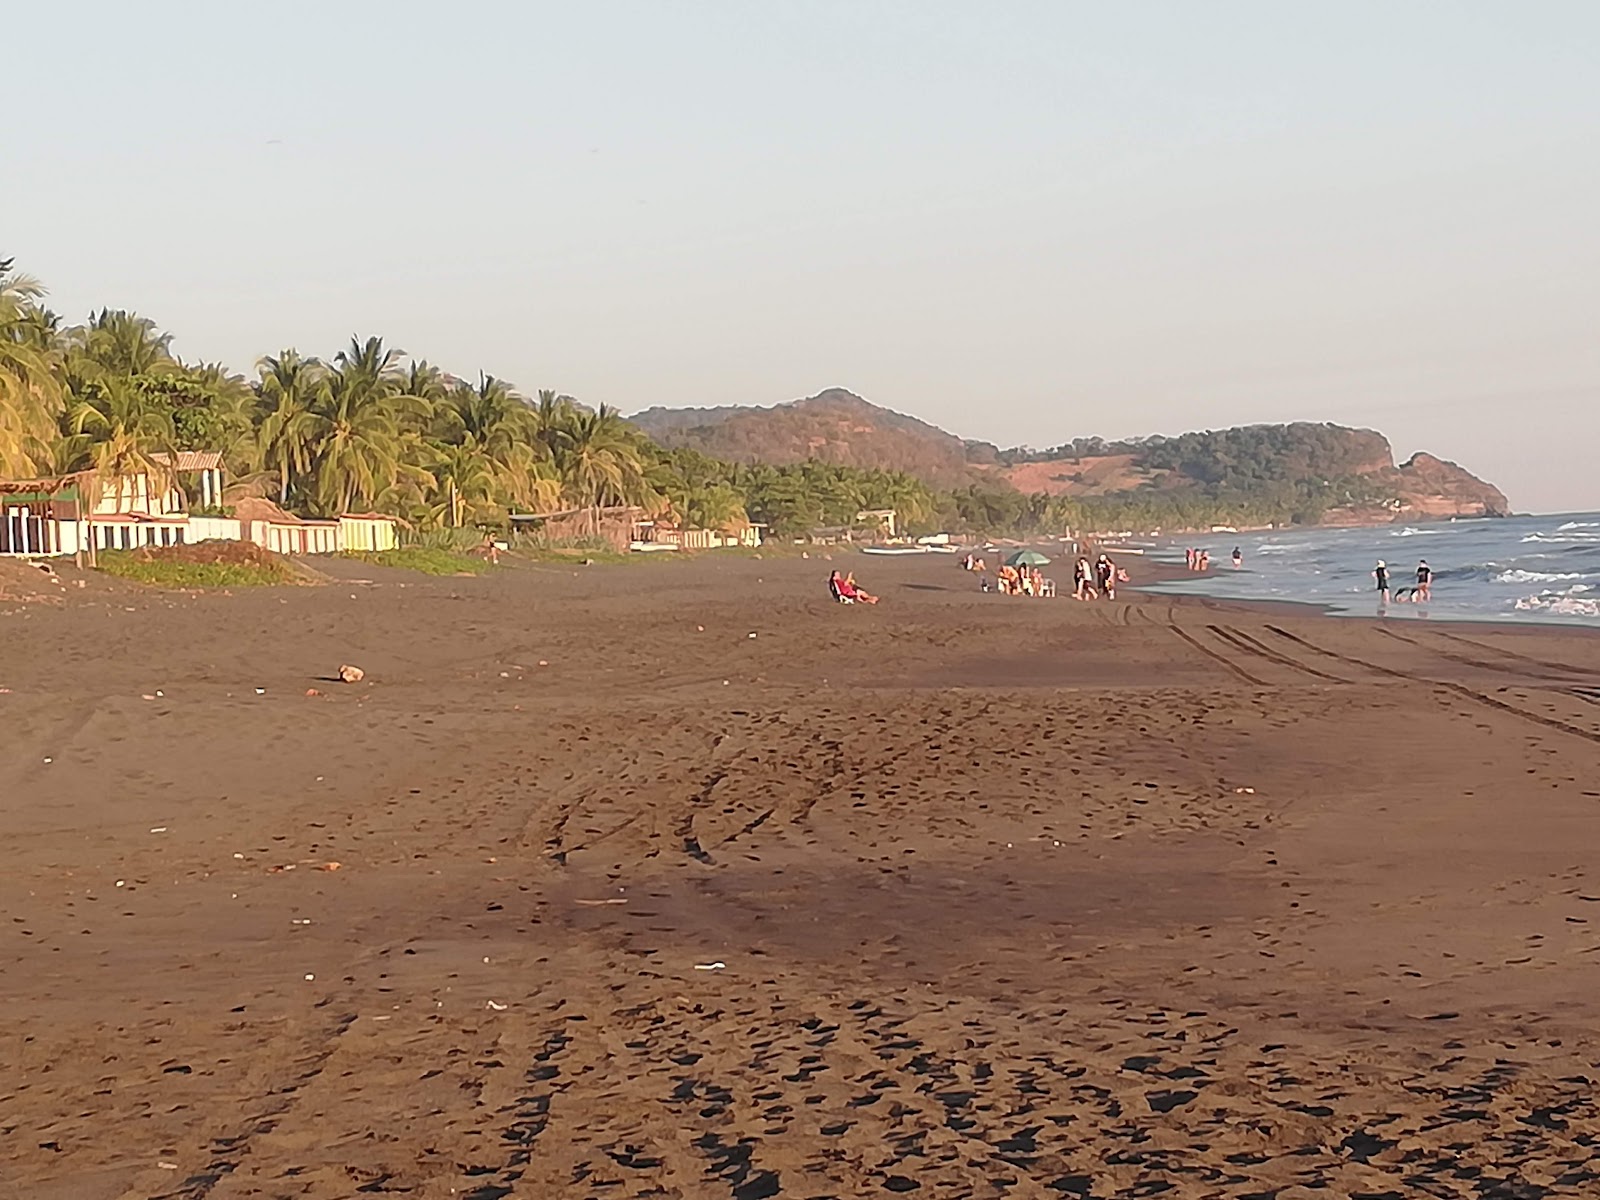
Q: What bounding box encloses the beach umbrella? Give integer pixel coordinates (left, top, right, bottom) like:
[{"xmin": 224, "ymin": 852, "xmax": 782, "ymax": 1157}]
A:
[{"xmin": 1005, "ymin": 550, "xmax": 1051, "ymax": 567}]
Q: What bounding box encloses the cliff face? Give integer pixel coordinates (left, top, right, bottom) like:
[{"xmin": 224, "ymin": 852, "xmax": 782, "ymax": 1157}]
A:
[{"xmin": 1382, "ymin": 453, "xmax": 1511, "ymax": 518}]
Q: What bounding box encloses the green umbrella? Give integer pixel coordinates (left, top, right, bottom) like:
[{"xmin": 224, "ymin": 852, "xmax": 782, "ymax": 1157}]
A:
[{"xmin": 1005, "ymin": 550, "xmax": 1051, "ymax": 568}]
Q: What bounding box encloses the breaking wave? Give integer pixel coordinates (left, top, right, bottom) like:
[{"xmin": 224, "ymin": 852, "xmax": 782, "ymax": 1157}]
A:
[
  {"xmin": 1494, "ymin": 569, "xmax": 1589, "ymax": 585},
  {"xmin": 1515, "ymin": 593, "xmax": 1600, "ymax": 617}
]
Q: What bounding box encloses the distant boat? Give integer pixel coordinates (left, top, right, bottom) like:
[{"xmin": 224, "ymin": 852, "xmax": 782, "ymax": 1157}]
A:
[{"xmin": 861, "ymin": 545, "xmax": 928, "ymax": 556}]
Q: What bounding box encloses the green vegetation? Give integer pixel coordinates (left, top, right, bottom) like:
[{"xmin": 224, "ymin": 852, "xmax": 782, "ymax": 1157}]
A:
[
  {"xmin": 984, "ymin": 424, "xmax": 1403, "ymax": 529},
  {"xmin": 96, "ymin": 550, "xmax": 296, "ymax": 588},
  {"xmin": 345, "ymin": 548, "xmax": 491, "ymax": 576},
  {"xmin": 0, "ymin": 258, "xmax": 669, "ymax": 532}
]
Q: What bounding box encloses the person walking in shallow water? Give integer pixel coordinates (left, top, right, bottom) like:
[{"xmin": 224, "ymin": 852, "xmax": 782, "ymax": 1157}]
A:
[
  {"xmin": 1374, "ymin": 559, "xmax": 1390, "ymax": 603},
  {"xmin": 1416, "ymin": 559, "xmax": 1432, "ymax": 602},
  {"xmin": 1232, "ymin": 546, "xmax": 1243, "ymax": 569}
]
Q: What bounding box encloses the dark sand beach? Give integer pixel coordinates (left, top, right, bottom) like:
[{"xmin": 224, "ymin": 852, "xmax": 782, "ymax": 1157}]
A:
[{"xmin": 4, "ymin": 552, "xmax": 1600, "ymax": 1199}]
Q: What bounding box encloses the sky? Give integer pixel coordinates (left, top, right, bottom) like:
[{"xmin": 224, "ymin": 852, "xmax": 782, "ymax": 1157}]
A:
[{"xmin": 7, "ymin": 1, "xmax": 1598, "ymax": 513}]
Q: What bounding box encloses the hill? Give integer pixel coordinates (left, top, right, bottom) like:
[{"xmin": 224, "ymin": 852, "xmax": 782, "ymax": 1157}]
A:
[
  {"xmin": 630, "ymin": 388, "xmax": 978, "ymax": 487},
  {"xmin": 994, "ymin": 424, "xmax": 1509, "ymax": 524},
  {"xmin": 631, "ymin": 394, "xmax": 1509, "ymax": 527}
]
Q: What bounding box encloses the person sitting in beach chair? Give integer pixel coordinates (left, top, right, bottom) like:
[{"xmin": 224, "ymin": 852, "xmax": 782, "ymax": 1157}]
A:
[
  {"xmin": 843, "ymin": 572, "xmax": 878, "ymax": 604},
  {"xmin": 828, "ymin": 570, "xmax": 854, "ymax": 603}
]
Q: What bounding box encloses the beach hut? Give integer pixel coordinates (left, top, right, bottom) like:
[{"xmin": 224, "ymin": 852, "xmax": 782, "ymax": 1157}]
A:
[
  {"xmin": 855, "ymin": 508, "xmax": 898, "ymax": 539},
  {"xmin": 234, "ymin": 497, "xmax": 340, "ymax": 555},
  {"xmin": 339, "ymin": 513, "xmax": 401, "ymax": 553},
  {"xmin": 511, "ymin": 506, "xmax": 646, "ymax": 552},
  {"xmin": 150, "ymin": 451, "xmax": 227, "ymax": 513},
  {"xmin": 0, "ymin": 473, "xmax": 93, "ymax": 557}
]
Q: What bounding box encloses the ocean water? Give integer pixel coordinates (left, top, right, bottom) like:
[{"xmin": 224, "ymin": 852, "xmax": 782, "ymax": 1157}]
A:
[{"xmin": 1137, "ymin": 513, "xmax": 1600, "ymax": 626}]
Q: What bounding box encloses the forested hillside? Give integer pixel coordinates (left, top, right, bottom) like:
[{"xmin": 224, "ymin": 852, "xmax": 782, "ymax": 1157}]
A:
[{"xmin": 632, "ymin": 388, "xmax": 975, "ymax": 486}]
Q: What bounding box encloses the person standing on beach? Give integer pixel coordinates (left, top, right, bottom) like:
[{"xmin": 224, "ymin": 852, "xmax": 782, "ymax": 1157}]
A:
[
  {"xmin": 1095, "ymin": 553, "xmax": 1116, "ymax": 600},
  {"xmin": 1416, "ymin": 559, "xmax": 1432, "ymax": 601},
  {"xmin": 1374, "ymin": 559, "xmax": 1390, "ymax": 602}
]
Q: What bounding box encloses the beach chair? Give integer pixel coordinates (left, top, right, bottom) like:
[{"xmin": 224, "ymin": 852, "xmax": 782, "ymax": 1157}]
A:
[{"xmin": 829, "ymin": 576, "xmax": 854, "ymax": 604}]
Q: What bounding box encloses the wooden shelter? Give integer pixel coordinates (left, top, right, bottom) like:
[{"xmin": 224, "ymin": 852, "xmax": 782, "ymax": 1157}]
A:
[{"xmin": 510, "ymin": 506, "xmax": 646, "ymax": 552}]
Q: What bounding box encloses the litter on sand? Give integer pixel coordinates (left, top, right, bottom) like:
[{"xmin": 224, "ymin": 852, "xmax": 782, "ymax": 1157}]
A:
[
  {"xmin": 486, "ymin": 1001, "xmax": 508, "ymax": 1011},
  {"xmin": 693, "ymin": 961, "xmax": 728, "ymax": 971}
]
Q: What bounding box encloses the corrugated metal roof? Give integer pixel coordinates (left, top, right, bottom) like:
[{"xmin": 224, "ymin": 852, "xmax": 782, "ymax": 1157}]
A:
[{"xmin": 153, "ymin": 451, "xmax": 225, "ymax": 472}]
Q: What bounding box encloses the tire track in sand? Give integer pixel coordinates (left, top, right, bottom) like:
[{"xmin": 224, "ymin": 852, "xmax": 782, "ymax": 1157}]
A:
[
  {"xmin": 1266, "ymin": 625, "xmax": 1600, "ymax": 747},
  {"xmin": 1206, "ymin": 625, "xmax": 1350, "ymax": 684},
  {"xmin": 1374, "ymin": 625, "xmax": 1593, "ymax": 683},
  {"xmin": 150, "ymin": 1010, "xmax": 360, "ymax": 1200},
  {"xmin": 1162, "ymin": 624, "xmax": 1268, "ymax": 687},
  {"xmin": 1433, "ymin": 628, "xmax": 1600, "ymax": 678}
]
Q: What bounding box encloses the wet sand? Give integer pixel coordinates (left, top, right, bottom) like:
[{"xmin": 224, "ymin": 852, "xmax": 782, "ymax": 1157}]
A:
[{"xmin": 4, "ymin": 551, "xmax": 1600, "ymax": 1199}]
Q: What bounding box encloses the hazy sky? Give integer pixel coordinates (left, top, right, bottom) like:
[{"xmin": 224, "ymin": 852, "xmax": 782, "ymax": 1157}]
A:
[{"xmin": 9, "ymin": 1, "xmax": 1598, "ymax": 512}]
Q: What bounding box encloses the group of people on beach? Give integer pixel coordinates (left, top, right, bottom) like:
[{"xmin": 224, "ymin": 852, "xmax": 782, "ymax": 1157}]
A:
[
  {"xmin": 1184, "ymin": 546, "xmax": 1245, "ymax": 571},
  {"xmin": 959, "ymin": 550, "xmax": 1126, "ymax": 601},
  {"xmin": 1375, "ymin": 558, "xmax": 1432, "ymax": 603},
  {"xmin": 962, "ymin": 555, "xmax": 1049, "ymax": 596}
]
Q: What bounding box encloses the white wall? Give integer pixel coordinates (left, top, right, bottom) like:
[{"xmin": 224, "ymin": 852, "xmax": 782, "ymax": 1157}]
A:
[{"xmin": 186, "ymin": 516, "xmax": 242, "ymax": 543}]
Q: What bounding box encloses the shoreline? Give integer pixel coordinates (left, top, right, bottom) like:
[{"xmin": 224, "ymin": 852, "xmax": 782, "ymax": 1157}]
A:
[{"xmin": 1121, "ymin": 550, "xmax": 1600, "ymax": 639}]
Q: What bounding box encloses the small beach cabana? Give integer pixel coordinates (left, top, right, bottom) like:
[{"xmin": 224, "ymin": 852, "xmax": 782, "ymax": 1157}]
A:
[
  {"xmin": 511, "ymin": 506, "xmax": 646, "ymax": 552},
  {"xmin": 339, "ymin": 513, "xmax": 402, "ymax": 553},
  {"xmin": 0, "ymin": 473, "xmax": 93, "ymax": 556},
  {"xmin": 151, "ymin": 450, "xmax": 227, "ymax": 512},
  {"xmin": 234, "ymin": 497, "xmax": 340, "ymax": 555}
]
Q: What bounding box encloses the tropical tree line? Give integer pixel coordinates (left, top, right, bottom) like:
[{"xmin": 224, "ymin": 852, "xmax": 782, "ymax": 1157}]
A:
[
  {"xmin": 0, "ymin": 260, "xmax": 690, "ymax": 530},
  {"xmin": 3, "ymin": 258, "xmax": 1374, "ymax": 539}
]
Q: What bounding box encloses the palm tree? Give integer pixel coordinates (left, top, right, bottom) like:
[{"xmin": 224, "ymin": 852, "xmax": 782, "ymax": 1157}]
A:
[
  {"xmin": 306, "ymin": 336, "xmax": 415, "ymax": 515},
  {"xmin": 437, "ymin": 374, "xmax": 561, "ymax": 516},
  {"xmin": 255, "ymin": 350, "xmax": 326, "ymax": 504},
  {"xmin": 0, "ymin": 259, "xmax": 63, "ymax": 476},
  {"xmin": 67, "ymin": 309, "xmax": 174, "ymax": 378},
  {"xmin": 428, "ymin": 437, "xmax": 501, "ymax": 528},
  {"xmin": 531, "ymin": 389, "xmax": 576, "ymax": 460},
  {"xmin": 404, "ymin": 360, "xmax": 449, "ymax": 411},
  {"xmin": 553, "ymin": 403, "xmax": 654, "ymax": 527},
  {"xmin": 66, "ymin": 375, "xmax": 179, "ymax": 508}
]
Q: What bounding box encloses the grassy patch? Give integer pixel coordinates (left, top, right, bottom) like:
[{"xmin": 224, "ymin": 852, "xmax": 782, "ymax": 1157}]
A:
[
  {"xmin": 98, "ymin": 549, "xmax": 296, "ymax": 588},
  {"xmin": 345, "ymin": 547, "xmax": 491, "ymax": 576},
  {"xmin": 514, "ymin": 546, "xmax": 636, "ymax": 565}
]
